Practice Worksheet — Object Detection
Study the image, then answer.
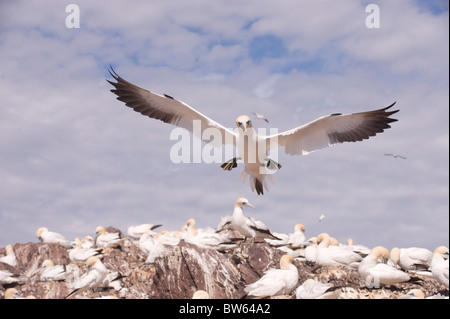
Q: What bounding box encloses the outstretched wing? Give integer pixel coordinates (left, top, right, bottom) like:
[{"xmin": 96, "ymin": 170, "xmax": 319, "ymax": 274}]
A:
[
  {"xmin": 107, "ymin": 67, "xmax": 237, "ymax": 147},
  {"xmin": 266, "ymin": 103, "xmax": 398, "ymax": 156}
]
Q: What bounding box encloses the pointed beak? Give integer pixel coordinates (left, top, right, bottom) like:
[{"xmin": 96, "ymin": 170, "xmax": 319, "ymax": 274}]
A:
[
  {"xmin": 244, "ymin": 202, "xmax": 255, "ymax": 209},
  {"xmin": 239, "ymin": 123, "xmax": 247, "ymax": 132}
]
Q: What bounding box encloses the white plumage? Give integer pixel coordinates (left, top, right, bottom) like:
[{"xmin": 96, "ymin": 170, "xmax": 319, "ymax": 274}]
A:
[
  {"xmin": 244, "ymin": 254, "xmax": 298, "ymax": 298},
  {"xmin": 108, "ymin": 68, "xmax": 398, "ymax": 195}
]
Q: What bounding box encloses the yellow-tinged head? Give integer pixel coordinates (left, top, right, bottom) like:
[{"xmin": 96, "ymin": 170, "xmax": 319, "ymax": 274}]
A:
[{"xmin": 236, "ymin": 115, "xmax": 253, "ymax": 132}]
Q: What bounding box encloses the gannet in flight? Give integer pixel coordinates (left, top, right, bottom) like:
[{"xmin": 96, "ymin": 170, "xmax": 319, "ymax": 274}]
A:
[
  {"xmin": 108, "ymin": 68, "xmax": 399, "ymax": 195},
  {"xmin": 251, "ymin": 112, "xmax": 269, "ymax": 123},
  {"xmin": 384, "ymin": 153, "xmax": 406, "ymax": 159}
]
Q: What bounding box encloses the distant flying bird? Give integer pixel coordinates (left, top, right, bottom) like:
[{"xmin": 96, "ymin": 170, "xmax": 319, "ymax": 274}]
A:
[
  {"xmin": 384, "ymin": 153, "xmax": 406, "ymax": 159},
  {"xmin": 250, "ymin": 112, "xmax": 269, "ymax": 123},
  {"xmin": 108, "ymin": 67, "xmax": 399, "ymax": 195},
  {"xmin": 319, "ymin": 214, "xmax": 326, "ymax": 222}
]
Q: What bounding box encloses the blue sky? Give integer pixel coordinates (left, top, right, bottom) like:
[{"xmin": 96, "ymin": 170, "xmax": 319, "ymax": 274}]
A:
[{"xmin": 0, "ymin": 0, "xmax": 448, "ymax": 251}]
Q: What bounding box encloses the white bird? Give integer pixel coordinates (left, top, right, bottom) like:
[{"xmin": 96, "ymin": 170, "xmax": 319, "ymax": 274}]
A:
[
  {"xmin": 358, "ymin": 246, "xmax": 411, "ymax": 288},
  {"xmin": 184, "ymin": 219, "xmax": 234, "ymax": 250},
  {"xmin": 430, "ymin": 246, "xmax": 449, "ymax": 287},
  {"xmin": 345, "ymin": 238, "xmax": 370, "ymax": 257},
  {"xmin": 390, "ymin": 247, "xmax": 433, "ymax": 271},
  {"xmin": 127, "ymin": 223, "xmax": 162, "ymax": 240},
  {"xmin": 94, "ymin": 226, "xmax": 122, "ymax": 249},
  {"xmin": 0, "ymin": 244, "xmax": 17, "ymax": 267},
  {"xmin": 304, "ymin": 237, "xmax": 318, "ymax": 263},
  {"xmin": 36, "ymin": 227, "xmax": 73, "ymax": 248},
  {"xmin": 251, "ymin": 112, "xmax": 269, "ymax": 123},
  {"xmin": 229, "ymin": 197, "xmax": 281, "ymax": 242},
  {"xmin": 315, "ymin": 233, "xmax": 362, "ymax": 268},
  {"xmin": 0, "ymin": 269, "xmax": 20, "ymax": 285},
  {"xmin": 244, "ymin": 254, "xmax": 298, "ymax": 298},
  {"xmin": 318, "ymin": 214, "xmax": 325, "ymax": 222},
  {"xmin": 66, "ymin": 256, "xmax": 108, "ymax": 299},
  {"xmin": 384, "ymin": 153, "xmax": 406, "ymax": 159},
  {"xmin": 68, "ymin": 242, "xmax": 102, "ymax": 262},
  {"xmin": 40, "ymin": 259, "xmax": 68, "ymax": 281},
  {"xmin": 108, "ymin": 69, "xmax": 398, "ymax": 195},
  {"xmin": 295, "ymin": 278, "xmax": 337, "ymax": 299}
]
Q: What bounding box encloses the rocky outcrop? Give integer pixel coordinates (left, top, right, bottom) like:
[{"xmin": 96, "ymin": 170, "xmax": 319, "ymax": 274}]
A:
[{"xmin": 0, "ymin": 227, "xmax": 447, "ymax": 299}]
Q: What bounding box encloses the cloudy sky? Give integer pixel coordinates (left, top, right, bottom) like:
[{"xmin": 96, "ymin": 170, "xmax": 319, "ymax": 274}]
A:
[{"xmin": 0, "ymin": 0, "xmax": 448, "ymax": 251}]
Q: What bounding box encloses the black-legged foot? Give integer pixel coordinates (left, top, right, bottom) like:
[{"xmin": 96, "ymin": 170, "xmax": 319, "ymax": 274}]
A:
[
  {"xmin": 221, "ymin": 157, "xmax": 240, "ymax": 171},
  {"xmin": 265, "ymin": 158, "xmax": 282, "ymax": 170}
]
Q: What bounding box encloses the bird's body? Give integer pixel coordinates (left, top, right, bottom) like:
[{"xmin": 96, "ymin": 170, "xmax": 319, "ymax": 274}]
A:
[
  {"xmin": 295, "ymin": 278, "xmax": 336, "ymax": 299},
  {"xmin": 430, "ymin": 246, "xmax": 449, "ymax": 287},
  {"xmin": 40, "ymin": 259, "xmax": 68, "ymax": 281},
  {"xmin": 94, "ymin": 226, "xmax": 122, "ymax": 248},
  {"xmin": 230, "ymin": 198, "xmax": 280, "ymax": 242},
  {"xmin": 390, "ymin": 247, "xmax": 433, "ymax": 271},
  {"xmin": 0, "ymin": 245, "xmax": 17, "ymax": 267},
  {"xmin": 127, "ymin": 224, "xmax": 162, "ymax": 240},
  {"xmin": 66, "ymin": 257, "xmax": 107, "ymax": 298},
  {"xmin": 108, "ymin": 68, "xmax": 399, "ymax": 195},
  {"xmin": 244, "ymin": 254, "xmax": 298, "ymax": 298},
  {"xmin": 315, "ymin": 233, "xmax": 362, "ymax": 268},
  {"xmin": 36, "ymin": 227, "xmax": 73, "ymax": 248},
  {"xmin": 359, "ymin": 246, "xmax": 411, "ymax": 288}
]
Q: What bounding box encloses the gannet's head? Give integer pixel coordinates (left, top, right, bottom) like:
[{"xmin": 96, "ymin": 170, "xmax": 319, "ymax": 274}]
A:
[
  {"xmin": 235, "ymin": 197, "xmax": 255, "ymax": 209},
  {"xmin": 95, "ymin": 226, "xmax": 106, "ymax": 236},
  {"xmin": 434, "ymin": 246, "xmax": 449, "ymax": 259},
  {"xmin": 36, "ymin": 227, "xmax": 48, "ymax": 239},
  {"xmin": 294, "ymin": 224, "xmax": 305, "ymax": 232},
  {"xmin": 280, "ymin": 254, "xmax": 294, "ymax": 270},
  {"xmin": 369, "ymin": 246, "xmax": 390, "ymax": 262},
  {"xmin": 236, "ymin": 115, "xmax": 252, "ymax": 132},
  {"xmin": 42, "ymin": 259, "xmax": 55, "ymax": 268},
  {"xmin": 186, "ymin": 218, "xmax": 196, "ymax": 228},
  {"xmin": 86, "ymin": 256, "xmax": 100, "ymax": 267},
  {"xmin": 4, "ymin": 288, "xmax": 20, "ymax": 299},
  {"xmin": 316, "ymin": 233, "xmax": 330, "ymax": 246}
]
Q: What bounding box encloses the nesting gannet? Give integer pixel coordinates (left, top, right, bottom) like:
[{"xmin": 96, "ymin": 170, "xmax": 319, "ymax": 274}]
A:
[
  {"xmin": 315, "ymin": 233, "xmax": 362, "ymax": 268},
  {"xmin": 0, "ymin": 244, "xmax": 17, "ymax": 267},
  {"xmin": 295, "ymin": 278, "xmax": 337, "ymax": 299},
  {"xmin": 244, "ymin": 254, "xmax": 298, "ymax": 298},
  {"xmin": 127, "ymin": 224, "xmax": 162, "ymax": 240},
  {"xmin": 390, "ymin": 247, "xmax": 433, "ymax": 271},
  {"xmin": 36, "ymin": 227, "xmax": 73, "ymax": 248},
  {"xmin": 40, "ymin": 259, "xmax": 69, "ymax": 281},
  {"xmin": 94, "ymin": 226, "xmax": 122, "ymax": 248},
  {"xmin": 358, "ymin": 246, "xmax": 411, "ymax": 288},
  {"xmin": 304, "ymin": 237, "xmax": 318, "ymax": 263},
  {"xmin": 108, "ymin": 68, "xmax": 399, "ymax": 195},
  {"xmin": 251, "ymin": 112, "xmax": 269, "ymax": 123},
  {"xmin": 66, "ymin": 256, "xmax": 107, "ymax": 298},
  {"xmin": 345, "ymin": 238, "xmax": 370, "ymax": 257},
  {"xmin": 4, "ymin": 288, "xmax": 36, "ymax": 299},
  {"xmin": 0, "ymin": 269, "xmax": 20, "ymax": 285},
  {"xmin": 184, "ymin": 219, "xmax": 234, "ymax": 250},
  {"xmin": 68, "ymin": 243, "xmax": 102, "ymax": 262},
  {"xmin": 430, "ymin": 246, "xmax": 449, "ymax": 287},
  {"xmin": 230, "ymin": 197, "xmax": 281, "ymax": 243}
]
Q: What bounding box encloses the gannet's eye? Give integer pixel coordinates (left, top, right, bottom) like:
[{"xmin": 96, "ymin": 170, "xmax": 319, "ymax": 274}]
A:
[{"xmin": 246, "ymin": 121, "xmax": 250, "ymax": 125}]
